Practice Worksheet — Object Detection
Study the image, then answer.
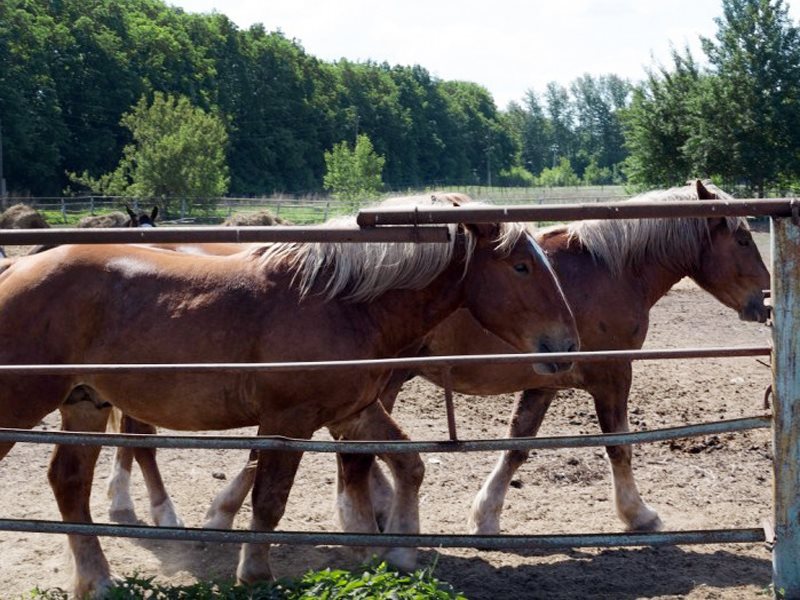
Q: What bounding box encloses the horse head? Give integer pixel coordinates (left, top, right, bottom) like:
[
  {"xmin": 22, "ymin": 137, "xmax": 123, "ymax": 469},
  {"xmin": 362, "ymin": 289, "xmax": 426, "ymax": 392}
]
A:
[
  {"xmin": 125, "ymin": 205, "xmax": 159, "ymax": 228},
  {"xmin": 690, "ymin": 180, "xmax": 770, "ymax": 323},
  {"xmin": 460, "ymin": 220, "xmax": 579, "ymax": 374}
]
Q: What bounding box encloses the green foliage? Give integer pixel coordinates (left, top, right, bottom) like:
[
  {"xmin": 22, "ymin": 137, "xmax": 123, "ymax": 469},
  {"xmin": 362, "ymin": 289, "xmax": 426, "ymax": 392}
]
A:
[
  {"xmin": 700, "ymin": 0, "xmax": 800, "ymax": 195},
  {"xmin": 323, "ymin": 134, "xmax": 385, "ymax": 208},
  {"xmin": 26, "ymin": 562, "xmax": 466, "ymax": 600},
  {"xmin": 581, "ymin": 157, "xmax": 614, "ymax": 185},
  {"xmin": 621, "ymin": 48, "xmax": 704, "ymax": 187},
  {"xmin": 496, "ymin": 165, "xmax": 537, "ymax": 187},
  {"xmin": 69, "ymin": 92, "xmax": 229, "ymax": 214},
  {"xmin": 623, "ymin": 0, "xmax": 800, "ymax": 193},
  {"xmin": 537, "ymin": 157, "xmax": 581, "ymax": 187}
]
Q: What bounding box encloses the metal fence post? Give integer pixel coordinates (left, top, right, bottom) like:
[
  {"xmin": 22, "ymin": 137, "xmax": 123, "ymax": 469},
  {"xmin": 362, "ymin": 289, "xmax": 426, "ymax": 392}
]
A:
[{"xmin": 771, "ymin": 216, "xmax": 800, "ymax": 599}]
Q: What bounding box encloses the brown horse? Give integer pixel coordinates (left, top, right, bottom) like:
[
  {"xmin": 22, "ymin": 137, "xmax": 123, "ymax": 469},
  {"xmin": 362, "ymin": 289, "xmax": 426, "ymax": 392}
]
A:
[
  {"xmin": 417, "ymin": 180, "xmax": 769, "ymax": 534},
  {"xmin": 0, "ymin": 194, "xmax": 578, "ymax": 597},
  {"xmin": 182, "ymin": 180, "xmax": 770, "ymax": 536}
]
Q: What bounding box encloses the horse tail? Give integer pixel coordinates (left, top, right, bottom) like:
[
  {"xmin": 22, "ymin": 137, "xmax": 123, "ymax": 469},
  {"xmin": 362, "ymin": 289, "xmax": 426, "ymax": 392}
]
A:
[{"xmin": 107, "ymin": 406, "xmax": 123, "ymax": 433}]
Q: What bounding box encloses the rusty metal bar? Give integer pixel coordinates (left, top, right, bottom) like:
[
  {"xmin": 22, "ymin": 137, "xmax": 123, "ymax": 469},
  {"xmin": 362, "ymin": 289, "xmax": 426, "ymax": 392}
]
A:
[
  {"xmin": 0, "ymin": 518, "xmax": 765, "ymax": 549},
  {"xmin": 0, "ymin": 415, "xmax": 770, "ymax": 453},
  {"xmin": 0, "ymin": 225, "xmax": 450, "ymax": 245},
  {"xmin": 770, "ymin": 217, "xmax": 800, "ymax": 597},
  {"xmin": 357, "ymin": 198, "xmax": 795, "ymax": 226},
  {"xmin": 442, "ymin": 367, "xmax": 458, "ymax": 441},
  {"xmin": 0, "ymin": 345, "xmax": 772, "ymax": 377}
]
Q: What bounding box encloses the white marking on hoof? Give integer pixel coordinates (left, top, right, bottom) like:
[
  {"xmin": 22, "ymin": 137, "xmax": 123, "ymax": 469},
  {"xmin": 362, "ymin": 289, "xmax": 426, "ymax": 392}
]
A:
[
  {"xmin": 626, "ymin": 505, "xmax": 663, "ymax": 532},
  {"xmin": 151, "ymin": 498, "xmax": 184, "ymax": 528},
  {"xmin": 204, "ymin": 509, "xmax": 237, "ymax": 530},
  {"xmin": 382, "ymin": 547, "xmax": 417, "ymax": 572},
  {"xmin": 107, "ymin": 468, "xmax": 137, "ymax": 522},
  {"xmin": 468, "ymin": 485, "xmax": 503, "ymax": 535}
]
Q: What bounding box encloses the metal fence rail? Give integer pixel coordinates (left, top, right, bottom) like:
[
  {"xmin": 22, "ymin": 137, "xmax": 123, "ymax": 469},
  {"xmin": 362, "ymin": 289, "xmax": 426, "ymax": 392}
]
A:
[
  {"xmin": 0, "ymin": 519, "xmax": 766, "ymax": 550},
  {"xmin": 0, "ymin": 415, "xmax": 772, "ymax": 453}
]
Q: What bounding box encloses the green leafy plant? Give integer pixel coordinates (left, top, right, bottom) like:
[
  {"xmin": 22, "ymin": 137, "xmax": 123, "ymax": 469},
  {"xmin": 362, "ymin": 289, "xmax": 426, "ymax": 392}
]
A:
[
  {"xmin": 323, "ymin": 134, "xmax": 385, "ymax": 210},
  {"xmin": 25, "ymin": 561, "xmax": 467, "ymax": 599}
]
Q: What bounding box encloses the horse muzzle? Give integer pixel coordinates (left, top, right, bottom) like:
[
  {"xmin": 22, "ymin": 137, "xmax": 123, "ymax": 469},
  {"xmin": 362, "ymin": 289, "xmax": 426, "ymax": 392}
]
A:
[
  {"xmin": 532, "ymin": 338, "xmax": 579, "ymax": 375},
  {"xmin": 739, "ymin": 295, "xmax": 770, "ymax": 324}
]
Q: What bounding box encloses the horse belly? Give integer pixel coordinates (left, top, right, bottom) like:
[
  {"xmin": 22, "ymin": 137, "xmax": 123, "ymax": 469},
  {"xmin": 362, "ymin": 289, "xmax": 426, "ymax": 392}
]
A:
[{"xmin": 89, "ymin": 374, "xmax": 261, "ymax": 431}]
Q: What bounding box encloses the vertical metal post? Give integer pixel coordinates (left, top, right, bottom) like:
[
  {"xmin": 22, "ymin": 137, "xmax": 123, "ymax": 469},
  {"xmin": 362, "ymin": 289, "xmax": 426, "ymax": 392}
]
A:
[{"xmin": 771, "ymin": 216, "xmax": 800, "ymax": 599}]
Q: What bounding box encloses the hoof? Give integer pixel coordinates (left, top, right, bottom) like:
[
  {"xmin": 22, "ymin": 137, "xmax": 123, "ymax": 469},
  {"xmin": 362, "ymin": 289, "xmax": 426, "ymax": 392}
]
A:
[
  {"xmin": 382, "ymin": 547, "xmax": 417, "ymax": 572},
  {"xmin": 467, "ymin": 511, "xmax": 501, "ymax": 535},
  {"xmin": 204, "ymin": 511, "xmax": 236, "ymax": 530},
  {"xmin": 626, "ymin": 508, "xmax": 663, "ymax": 532},
  {"xmin": 152, "ymin": 500, "xmax": 184, "ymax": 528},
  {"xmin": 108, "ymin": 508, "xmax": 138, "ymax": 524}
]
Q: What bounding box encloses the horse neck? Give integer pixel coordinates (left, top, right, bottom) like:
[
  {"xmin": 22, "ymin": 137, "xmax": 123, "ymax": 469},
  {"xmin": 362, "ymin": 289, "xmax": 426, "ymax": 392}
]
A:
[
  {"xmin": 633, "ymin": 261, "xmax": 688, "ymax": 309},
  {"xmin": 366, "ymin": 260, "xmax": 468, "ymax": 355}
]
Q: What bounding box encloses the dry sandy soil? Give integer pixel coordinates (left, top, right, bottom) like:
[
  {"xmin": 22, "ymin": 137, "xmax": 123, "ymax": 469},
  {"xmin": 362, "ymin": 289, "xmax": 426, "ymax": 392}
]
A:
[{"xmin": 0, "ymin": 232, "xmax": 776, "ymax": 599}]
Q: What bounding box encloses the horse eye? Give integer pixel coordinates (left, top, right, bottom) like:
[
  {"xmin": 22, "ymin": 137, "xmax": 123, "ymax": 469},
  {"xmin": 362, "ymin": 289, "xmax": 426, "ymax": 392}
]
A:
[
  {"xmin": 737, "ymin": 237, "xmax": 750, "ymax": 247},
  {"xmin": 514, "ymin": 263, "xmax": 530, "ymax": 274}
]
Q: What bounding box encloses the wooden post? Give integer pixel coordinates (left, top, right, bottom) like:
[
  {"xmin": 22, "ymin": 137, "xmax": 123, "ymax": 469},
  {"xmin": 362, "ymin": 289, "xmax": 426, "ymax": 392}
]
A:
[{"xmin": 771, "ymin": 216, "xmax": 800, "ymax": 599}]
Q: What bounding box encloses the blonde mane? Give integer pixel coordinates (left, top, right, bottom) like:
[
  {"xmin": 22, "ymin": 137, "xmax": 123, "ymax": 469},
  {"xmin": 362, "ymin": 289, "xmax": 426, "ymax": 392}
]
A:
[
  {"xmin": 561, "ymin": 182, "xmax": 748, "ymax": 277},
  {"xmin": 257, "ymin": 193, "xmax": 532, "ymax": 302}
]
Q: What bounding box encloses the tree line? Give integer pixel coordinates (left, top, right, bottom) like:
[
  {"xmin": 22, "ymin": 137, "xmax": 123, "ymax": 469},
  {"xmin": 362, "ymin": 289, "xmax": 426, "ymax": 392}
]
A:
[{"xmin": 1, "ymin": 0, "xmax": 798, "ymax": 198}]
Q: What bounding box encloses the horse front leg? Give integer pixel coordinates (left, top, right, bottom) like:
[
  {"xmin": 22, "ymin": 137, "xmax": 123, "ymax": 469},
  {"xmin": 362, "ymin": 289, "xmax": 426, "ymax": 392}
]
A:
[
  {"xmin": 237, "ymin": 427, "xmax": 307, "ymax": 585},
  {"xmin": 48, "ymin": 392, "xmax": 116, "ymax": 598},
  {"xmin": 332, "ymin": 401, "xmax": 423, "ymax": 571},
  {"xmin": 204, "ymin": 450, "xmax": 257, "ymax": 529},
  {"xmin": 469, "ymin": 388, "xmax": 556, "ymax": 534},
  {"xmin": 589, "ymin": 370, "xmax": 663, "ymax": 532}
]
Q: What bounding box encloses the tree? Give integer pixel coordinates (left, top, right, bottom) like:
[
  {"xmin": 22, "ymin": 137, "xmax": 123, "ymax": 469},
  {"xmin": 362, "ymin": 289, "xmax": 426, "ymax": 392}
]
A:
[
  {"xmin": 323, "ymin": 134, "xmax": 385, "ymax": 208},
  {"xmin": 71, "ymin": 92, "xmax": 229, "ymax": 213},
  {"xmin": 700, "ymin": 0, "xmax": 800, "ymax": 195},
  {"xmin": 622, "ymin": 48, "xmax": 705, "ymax": 187},
  {"xmin": 537, "ymin": 157, "xmax": 580, "ymax": 187}
]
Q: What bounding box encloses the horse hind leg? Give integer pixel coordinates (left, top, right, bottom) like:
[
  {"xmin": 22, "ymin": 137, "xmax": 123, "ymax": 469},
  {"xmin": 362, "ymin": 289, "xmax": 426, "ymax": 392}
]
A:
[
  {"xmin": 469, "ymin": 388, "xmax": 556, "ymax": 534},
  {"xmin": 106, "ymin": 408, "xmax": 183, "ymax": 526},
  {"xmin": 590, "ymin": 377, "xmax": 663, "ymax": 532},
  {"xmin": 106, "ymin": 407, "xmax": 137, "ymax": 522},
  {"xmin": 48, "ymin": 388, "xmax": 117, "ymax": 598},
  {"xmin": 333, "ymin": 401, "xmax": 424, "ymax": 572},
  {"xmin": 237, "ymin": 426, "xmax": 308, "ymax": 585}
]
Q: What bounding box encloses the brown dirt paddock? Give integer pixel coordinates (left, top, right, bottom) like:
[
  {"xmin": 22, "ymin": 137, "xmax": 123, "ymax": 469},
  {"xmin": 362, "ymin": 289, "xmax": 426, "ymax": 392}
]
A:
[{"xmin": 0, "ymin": 232, "xmax": 775, "ymax": 599}]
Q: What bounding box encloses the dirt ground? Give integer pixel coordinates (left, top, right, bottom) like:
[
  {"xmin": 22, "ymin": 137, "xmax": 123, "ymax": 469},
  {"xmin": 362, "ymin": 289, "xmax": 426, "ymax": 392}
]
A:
[{"xmin": 0, "ymin": 233, "xmax": 777, "ymax": 599}]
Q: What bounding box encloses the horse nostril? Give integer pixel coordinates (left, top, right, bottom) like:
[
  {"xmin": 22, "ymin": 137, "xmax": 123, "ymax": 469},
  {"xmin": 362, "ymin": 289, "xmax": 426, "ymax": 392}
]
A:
[{"xmin": 538, "ymin": 341, "xmax": 553, "ymax": 354}]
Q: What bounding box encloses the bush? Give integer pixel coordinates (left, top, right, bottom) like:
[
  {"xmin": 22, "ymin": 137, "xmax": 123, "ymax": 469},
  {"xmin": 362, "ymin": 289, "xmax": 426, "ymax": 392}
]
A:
[{"xmin": 27, "ymin": 561, "xmax": 467, "ymax": 599}]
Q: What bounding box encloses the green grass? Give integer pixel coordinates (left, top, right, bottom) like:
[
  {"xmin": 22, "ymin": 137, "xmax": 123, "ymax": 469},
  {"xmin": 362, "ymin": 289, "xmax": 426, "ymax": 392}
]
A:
[{"xmin": 26, "ymin": 561, "xmax": 467, "ymax": 599}]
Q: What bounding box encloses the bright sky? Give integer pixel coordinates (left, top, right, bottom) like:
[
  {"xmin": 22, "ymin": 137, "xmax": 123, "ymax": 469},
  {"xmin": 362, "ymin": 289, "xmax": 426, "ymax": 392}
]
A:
[{"xmin": 168, "ymin": 0, "xmax": 800, "ymax": 108}]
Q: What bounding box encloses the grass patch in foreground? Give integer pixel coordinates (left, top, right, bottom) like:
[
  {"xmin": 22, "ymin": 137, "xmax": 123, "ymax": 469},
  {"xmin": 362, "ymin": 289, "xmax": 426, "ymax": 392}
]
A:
[{"xmin": 27, "ymin": 561, "xmax": 467, "ymax": 599}]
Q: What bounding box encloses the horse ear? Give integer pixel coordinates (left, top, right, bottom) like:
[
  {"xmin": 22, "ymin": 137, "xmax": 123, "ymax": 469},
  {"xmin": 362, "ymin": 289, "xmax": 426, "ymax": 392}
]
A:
[
  {"xmin": 150, "ymin": 206, "xmax": 159, "ymax": 222},
  {"xmin": 125, "ymin": 205, "xmax": 137, "ymax": 220},
  {"xmin": 696, "ymin": 180, "xmax": 717, "ymax": 200}
]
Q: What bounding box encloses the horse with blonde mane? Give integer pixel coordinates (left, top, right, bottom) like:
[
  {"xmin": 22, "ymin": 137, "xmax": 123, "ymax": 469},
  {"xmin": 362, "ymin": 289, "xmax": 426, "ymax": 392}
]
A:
[
  {"xmin": 163, "ymin": 181, "xmax": 769, "ymax": 538},
  {"xmin": 0, "ymin": 193, "xmax": 578, "ymax": 597}
]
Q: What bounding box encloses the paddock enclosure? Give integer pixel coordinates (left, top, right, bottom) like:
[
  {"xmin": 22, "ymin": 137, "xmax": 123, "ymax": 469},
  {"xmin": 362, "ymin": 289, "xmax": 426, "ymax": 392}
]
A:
[{"xmin": 0, "ymin": 197, "xmax": 795, "ymax": 599}]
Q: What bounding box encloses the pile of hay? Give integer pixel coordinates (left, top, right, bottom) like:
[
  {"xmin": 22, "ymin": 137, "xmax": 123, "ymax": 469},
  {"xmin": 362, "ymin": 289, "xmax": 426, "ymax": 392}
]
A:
[
  {"xmin": 0, "ymin": 204, "xmax": 50, "ymax": 229},
  {"xmin": 78, "ymin": 212, "xmax": 130, "ymax": 228},
  {"xmin": 223, "ymin": 209, "xmax": 291, "ymax": 226}
]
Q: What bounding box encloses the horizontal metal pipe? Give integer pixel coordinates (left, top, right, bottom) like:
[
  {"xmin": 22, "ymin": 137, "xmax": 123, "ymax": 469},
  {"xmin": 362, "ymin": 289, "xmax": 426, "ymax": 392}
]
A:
[
  {"xmin": 0, "ymin": 225, "xmax": 450, "ymax": 245},
  {"xmin": 0, "ymin": 416, "xmax": 771, "ymax": 453},
  {"xmin": 0, "ymin": 518, "xmax": 765, "ymax": 549},
  {"xmin": 0, "ymin": 346, "xmax": 772, "ymax": 377},
  {"xmin": 357, "ymin": 199, "xmax": 795, "ymax": 226}
]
